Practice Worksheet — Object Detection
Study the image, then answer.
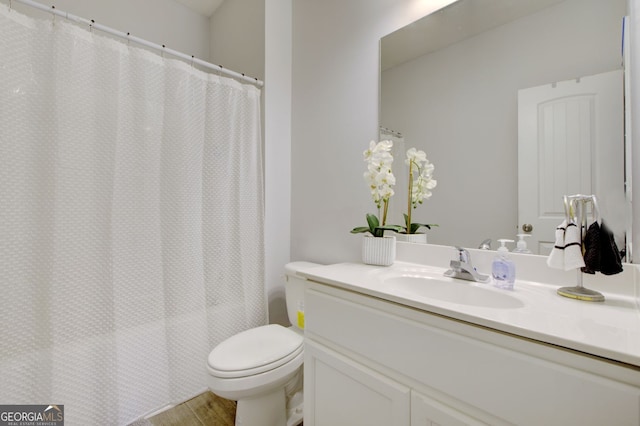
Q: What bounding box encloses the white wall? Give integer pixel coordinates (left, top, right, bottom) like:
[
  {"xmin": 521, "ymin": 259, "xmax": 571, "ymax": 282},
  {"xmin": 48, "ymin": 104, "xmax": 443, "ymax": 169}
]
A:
[
  {"xmin": 6, "ymin": 0, "xmax": 211, "ymax": 61},
  {"xmin": 209, "ymin": 0, "xmax": 264, "ymax": 80},
  {"xmin": 290, "ymin": 0, "xmax": 481, "ymax": 265},
  {"xmin": 632, "ymin": 0, "xmax": 640, "ymax": 263},
  {"xmin": 382, "ymin": 0, "xmax": 626, "ymax": 249},
  {"xmin": 265, "ymin": 0, "xmax": 292, "ymax": 325}
]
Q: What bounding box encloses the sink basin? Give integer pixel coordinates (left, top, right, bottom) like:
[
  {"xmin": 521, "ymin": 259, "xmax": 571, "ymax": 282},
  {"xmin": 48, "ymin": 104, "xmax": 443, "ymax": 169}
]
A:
[{"xmin": 381, "ymin": 276, "xmax": 524, "ymax": 309}]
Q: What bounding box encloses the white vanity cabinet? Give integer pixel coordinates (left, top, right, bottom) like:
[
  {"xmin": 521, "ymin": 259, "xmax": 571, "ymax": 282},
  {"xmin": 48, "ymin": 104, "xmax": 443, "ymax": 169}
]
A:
[
  {"xmin": 305, "ymin": 341, "xmax": 410, "ymax": 425},
  {"xmin": 303, "ymin": 281, "xmax": 640, "ymax": 426}
]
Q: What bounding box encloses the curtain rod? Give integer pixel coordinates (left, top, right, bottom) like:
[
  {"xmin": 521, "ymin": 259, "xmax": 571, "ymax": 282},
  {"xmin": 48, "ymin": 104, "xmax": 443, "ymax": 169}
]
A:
[
  {"xmin": 379, "ymin": 126, "xmax": 403, "ymax": 138},
  {"xmin": 8, "ymin": 0, "xmax": 264, "ymax": 87}
]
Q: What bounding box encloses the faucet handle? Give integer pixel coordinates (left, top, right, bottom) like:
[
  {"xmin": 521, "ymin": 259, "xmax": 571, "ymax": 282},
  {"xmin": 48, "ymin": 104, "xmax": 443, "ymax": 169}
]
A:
[{"xmin": 454, "ymin": 246, "xmax": 470, "ymax": 263}]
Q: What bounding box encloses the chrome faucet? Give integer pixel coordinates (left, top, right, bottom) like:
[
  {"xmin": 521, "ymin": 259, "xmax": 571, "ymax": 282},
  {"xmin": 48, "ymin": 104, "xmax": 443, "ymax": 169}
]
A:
[{"xmin": 444, "ymin": 246, "xmax": 490, "ymax": 283}]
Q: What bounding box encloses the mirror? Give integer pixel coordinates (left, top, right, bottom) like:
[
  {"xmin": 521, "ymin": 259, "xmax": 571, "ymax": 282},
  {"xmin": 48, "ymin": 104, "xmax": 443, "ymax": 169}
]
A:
[{"xmin": 380, "ymin": 0, "xmax": 631, "ymax": 260}]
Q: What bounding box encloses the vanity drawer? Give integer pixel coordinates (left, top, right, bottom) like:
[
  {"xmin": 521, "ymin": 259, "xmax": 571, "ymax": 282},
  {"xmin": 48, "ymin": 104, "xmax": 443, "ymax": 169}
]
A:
[{"xmin": 305, "ymin": 282, "xmax": 640, "ymax": 426}]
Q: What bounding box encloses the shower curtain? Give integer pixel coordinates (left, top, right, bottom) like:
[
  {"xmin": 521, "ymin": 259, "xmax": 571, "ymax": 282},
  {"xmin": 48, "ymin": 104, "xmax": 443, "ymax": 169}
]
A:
[{"xmin": 0, "ymin": 6, "xmax": 266, "ymax": 425}]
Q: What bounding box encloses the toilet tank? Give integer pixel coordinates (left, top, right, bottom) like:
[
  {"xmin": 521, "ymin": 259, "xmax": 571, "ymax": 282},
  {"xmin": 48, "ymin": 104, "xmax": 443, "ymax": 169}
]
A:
[{"xmin": 284, "ymin": 261, "xmax": 322, "ymax": 330}]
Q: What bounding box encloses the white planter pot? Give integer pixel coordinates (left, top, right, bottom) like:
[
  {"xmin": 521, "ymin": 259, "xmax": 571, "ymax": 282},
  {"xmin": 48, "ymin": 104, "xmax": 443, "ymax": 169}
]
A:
[
  {"xmin": 395, "ymin": 233, "xmax": 428, "ymax": 244},
  {"xmin": 362, "ymin": 235, "xmax": 396, "ymax": 266}
]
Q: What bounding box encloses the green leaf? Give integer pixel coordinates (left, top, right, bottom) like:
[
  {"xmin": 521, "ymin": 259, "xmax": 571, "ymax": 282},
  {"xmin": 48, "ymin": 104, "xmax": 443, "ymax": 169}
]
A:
[
  {"xmin": 409, "ymin": 223, "xmax": 438, "ymax": 234},
  {"xmin": 372, "ymin": 225, "xmax": 403, "ymax": 238},
  {"xmin": 385, "ymin": 225, "xmax": 404, "ymax": 233},
  {"xmin": 352, "ymin": 214, "xmax": 405, "ymax": 237},
  {"xmin": 366, "ymin": 213, "xmax": 380, "ymax": 232},
  {"xmin": 350, "ymin": 226, "xmax": 371, "ymax": 234},
  {"xmin": 351, "ymin": 214, "xmax": 386, "ymax": 236},
  {"xmin": 372, "ymin": 227, "xmax": 385, "ymax": 238}
]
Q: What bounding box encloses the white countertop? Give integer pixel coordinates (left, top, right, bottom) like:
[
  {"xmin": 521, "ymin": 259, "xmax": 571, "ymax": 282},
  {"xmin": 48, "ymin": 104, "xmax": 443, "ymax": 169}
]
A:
[{"xmin": 300, "ymin": 261, "xmax": 640, "ymax": 368}]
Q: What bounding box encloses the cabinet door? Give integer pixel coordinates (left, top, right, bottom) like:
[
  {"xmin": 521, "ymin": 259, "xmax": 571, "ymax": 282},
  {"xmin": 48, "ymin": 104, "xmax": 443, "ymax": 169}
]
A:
[
  {"xmin": 411, "ymin": 391, "xmax": 489, "ymax": 426},
  {"xmin": 304, "ymin": 340, "xmax": 410, "ymax": 426}
]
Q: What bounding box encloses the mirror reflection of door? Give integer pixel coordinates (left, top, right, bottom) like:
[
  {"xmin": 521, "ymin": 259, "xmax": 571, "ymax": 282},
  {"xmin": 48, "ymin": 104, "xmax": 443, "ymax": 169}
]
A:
[{"xmin": 517, "ymin": 70, "xmax": 623, "ymax": 255}]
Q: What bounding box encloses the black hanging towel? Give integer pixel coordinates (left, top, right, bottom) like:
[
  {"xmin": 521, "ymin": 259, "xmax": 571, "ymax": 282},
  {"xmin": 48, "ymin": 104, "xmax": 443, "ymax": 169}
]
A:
[
  {"xmin": 581, "ymin": 221, "xmax": 600, "ymax": 274},
  {"xmin": 599, "ymin": 221, "xmax": 623, "ymax": 275}
]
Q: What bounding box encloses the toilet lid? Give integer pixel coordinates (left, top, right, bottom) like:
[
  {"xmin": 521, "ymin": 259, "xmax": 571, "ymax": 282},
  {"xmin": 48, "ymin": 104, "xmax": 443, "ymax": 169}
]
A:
[{"xmin": 207, "ymin": 324, "xmax": 304, "ymax": 378}]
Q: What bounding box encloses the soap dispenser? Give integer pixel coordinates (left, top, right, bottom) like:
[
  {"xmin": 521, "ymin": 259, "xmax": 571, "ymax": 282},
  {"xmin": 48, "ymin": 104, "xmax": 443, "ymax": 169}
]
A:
[
  {"xmin": 513, "ymin": 234, "xmax": 532, "ymax": 254},
  {"xmin": 492, "ymin": 239, "xmax": 515, "ymax": 290}
]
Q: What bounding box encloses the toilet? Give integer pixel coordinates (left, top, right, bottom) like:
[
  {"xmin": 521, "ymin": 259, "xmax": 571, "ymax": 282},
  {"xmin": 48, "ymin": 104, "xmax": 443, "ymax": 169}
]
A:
[{"xmin": 207, "ymin": 261, "xmax": 320, "ymax": 426}]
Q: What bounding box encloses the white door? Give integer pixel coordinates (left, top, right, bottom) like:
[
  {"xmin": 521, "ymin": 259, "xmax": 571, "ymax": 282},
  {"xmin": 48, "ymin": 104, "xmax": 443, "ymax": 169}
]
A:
[
  {"xmin": 517, "ymin": 70, "xmax": 623, "ymax": 255},
  {"xmin": 411, "ymin": 391, "xmax": 489, "ymax": 426},
  {"xmin": 304, "ymin": 341, "xmax": 410, "ymax": 426}
]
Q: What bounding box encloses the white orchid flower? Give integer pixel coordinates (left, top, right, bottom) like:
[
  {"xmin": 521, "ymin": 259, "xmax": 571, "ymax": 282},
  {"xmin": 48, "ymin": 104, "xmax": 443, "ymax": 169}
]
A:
[
  {"xmin": 362, "ymin": 140, "xmax": 396, "ymax": 223},
  {"xmin": 404, "ymin": 146, "xmax": 438, "ymax": 233}
]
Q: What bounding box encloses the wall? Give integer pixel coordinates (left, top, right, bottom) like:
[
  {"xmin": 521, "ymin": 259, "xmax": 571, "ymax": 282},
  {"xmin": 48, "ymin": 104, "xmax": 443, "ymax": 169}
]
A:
[
  {"xmin": 264, "ymin": 0, "xmax": 293, "ymax": 325},
  {"xmin": 6, "ymin": 0, "xmax": 211, "ymax": 61},
  {"xmin": 381, "ymin": 0, "xmax": 626, "ymax": 249},
  {"xmin": 209, "ymin": 0, "xmax": 264, "ymax": 80},
  {"xmin": 632, "ymin": 0, "xmax": 640, "ymax": 265},
  {"xmin": 290, "ymin": 0, "xmax": 476, "ymax": 265}
]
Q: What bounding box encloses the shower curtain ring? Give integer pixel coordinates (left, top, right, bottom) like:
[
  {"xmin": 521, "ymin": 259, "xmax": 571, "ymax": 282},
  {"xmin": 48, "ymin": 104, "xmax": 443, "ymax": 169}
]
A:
[{"xmin": 90, "ymin": 19, "xmax": 94, "ymax": 33}]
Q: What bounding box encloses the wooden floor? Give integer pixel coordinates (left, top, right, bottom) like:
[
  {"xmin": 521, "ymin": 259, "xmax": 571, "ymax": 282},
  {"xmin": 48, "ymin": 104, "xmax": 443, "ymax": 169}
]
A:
[{"xmin": 147, "ymin": 391, "xmax": 236, "ymax": 426}]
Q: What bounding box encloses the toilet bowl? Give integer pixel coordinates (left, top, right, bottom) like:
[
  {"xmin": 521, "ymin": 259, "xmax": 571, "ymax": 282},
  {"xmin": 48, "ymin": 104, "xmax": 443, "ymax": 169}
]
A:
[{"xmin": 207, "ymin": 261, "xmax": 320, "ymax": 426}]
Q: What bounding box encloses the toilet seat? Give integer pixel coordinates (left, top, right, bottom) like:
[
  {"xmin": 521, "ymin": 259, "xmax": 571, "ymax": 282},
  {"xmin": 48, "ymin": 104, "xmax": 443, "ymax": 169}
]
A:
[{"xmin": 207, "ymin": 324, "xmax": 303, "ymax": 379}]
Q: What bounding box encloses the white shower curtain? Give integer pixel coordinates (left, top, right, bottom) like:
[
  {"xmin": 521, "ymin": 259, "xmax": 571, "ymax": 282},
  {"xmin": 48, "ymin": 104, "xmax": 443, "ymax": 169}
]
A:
[{"xmin": 0, "ymin": 6, "xmax": 266, "ymax": 425}]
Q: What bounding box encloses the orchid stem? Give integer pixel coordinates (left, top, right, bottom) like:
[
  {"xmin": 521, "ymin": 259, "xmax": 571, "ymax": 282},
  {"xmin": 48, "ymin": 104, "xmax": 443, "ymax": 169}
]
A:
[
  {"xmin": 382, "ymin": 200, "xmax": 389, "ymax": 226},
  {"xmin": 407, "ymin": 161, "xmax": 413, "ymax": 234}
]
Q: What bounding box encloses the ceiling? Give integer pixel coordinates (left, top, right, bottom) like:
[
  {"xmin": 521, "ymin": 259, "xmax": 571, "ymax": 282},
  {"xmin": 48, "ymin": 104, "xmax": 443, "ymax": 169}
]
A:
[
  {"xmin": 381, "ymin": 0, "xmax": 566, "ymax": 71},
  {"xmin": 174, "ymin": 0, "xmax": 224, "ymax": 17}
]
